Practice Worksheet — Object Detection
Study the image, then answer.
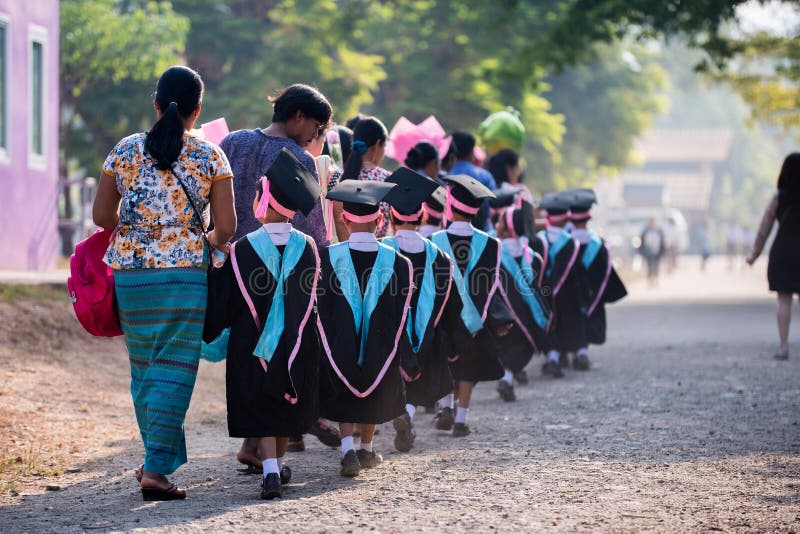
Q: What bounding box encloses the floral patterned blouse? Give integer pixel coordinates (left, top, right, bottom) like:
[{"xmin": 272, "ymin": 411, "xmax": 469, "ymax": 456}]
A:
[
  {"xmin": 360, "ymin": 166, "xmax": 392, "ymax": 238},
  {"xmin": 102, "ymin": 132, "xmax": 233, "ymax": 270}
]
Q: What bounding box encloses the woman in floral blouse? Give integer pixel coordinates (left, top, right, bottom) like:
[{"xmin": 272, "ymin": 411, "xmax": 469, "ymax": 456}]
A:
[{"xmin": 92, "ymin": 66, "xmax": 236, "ymax": 501}]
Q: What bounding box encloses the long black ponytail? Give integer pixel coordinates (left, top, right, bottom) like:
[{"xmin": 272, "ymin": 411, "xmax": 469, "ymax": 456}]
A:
[
  {"xmin": 341, "ymin": 116, "xmax": 388, "ymax": 182},
  {"xmin": 145, "ymin": 65, "xmax": 204, "ymax": 171}
]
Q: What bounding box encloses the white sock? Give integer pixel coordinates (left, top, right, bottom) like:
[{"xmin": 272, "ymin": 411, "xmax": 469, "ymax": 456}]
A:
[
  {"xmin": 340, "ymin": 435, "xmax": 355, "ymax": 457},
  {"xmin": 359, "ymin": 441, "xmax": 373, "ymax": 452},
  {"xmin": 276, "ymin": 456, "xmax": 284, "ymax": 470},
  {"xmin": 439, "ymin": 393, "xmax": 454, "ymax": 409},
  {"xmin": 262, "ymin": 458, "xmax": 279, "ymax": 476},
  {"xmin": 502, "ymin": 370, "xmax": 514, "ymax": 385},
  {"xmin": 548, "ymin": 350, "xmax": 560, "ymax": 363},
  {"xmin": 455, "ymin": 406, "xmax": 469, "ymax": 425},
  {"xmin": 405, "ymin": 404, "xmax": 416, "ymax": 420},
  {"xmin": 577, "ymin": 347, "xmax": 589, "ymax": 357}
]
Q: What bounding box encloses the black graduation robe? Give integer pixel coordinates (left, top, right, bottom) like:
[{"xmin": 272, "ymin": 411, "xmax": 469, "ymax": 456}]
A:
[
  {"xmin": 435, "ymin": 231, "xmax": 509, "ymax": 383},
  {"xmin": 577, "ymin": 240, "xmax": 627, "ymax": 345},
  {"xmin": 203, "ymin": 234, "xmax": 321, "ymax": 438},
  {"xmin": 316, "ymin": 247, "xmax": 413, "ymax": 424},
  {"xmin": 391, "ymin": 246, "xmax": 457, "ymax": 407},
  {"xmin": 495, "ymin": 250, "xmax": 552, "ymax": 372},
  {"xmin": 533, "ymin": 232, "xmax": 587, "ymax": 353}
]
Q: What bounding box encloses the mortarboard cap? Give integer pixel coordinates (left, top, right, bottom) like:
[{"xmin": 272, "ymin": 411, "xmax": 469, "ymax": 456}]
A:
[
  {"xmin": 489, "ymin": 192, "xmax": 517, "ymax": 211},
  {"xmin": 441, "ymin": 174, "xmax": 495, "ymax": 216},
  {"xmin": 384, "ymin": 167, "xmax": 440, "ymax": 216},
  {"xmin": 326, "ymin": 179, "xmax": 396, "ymax": 217},
  {"xmin": 539, "ymin": 192, "xmax": 571, "ymax": 216},
  {"xmin": 258, "ymin": 148, "xmax": 321, "ymax": 217}
]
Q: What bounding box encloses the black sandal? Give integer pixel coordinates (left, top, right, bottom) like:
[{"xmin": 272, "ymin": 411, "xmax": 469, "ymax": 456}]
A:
[{"xmin": 141, "ymin": 483, "xmax": 186, "ymax": 501}]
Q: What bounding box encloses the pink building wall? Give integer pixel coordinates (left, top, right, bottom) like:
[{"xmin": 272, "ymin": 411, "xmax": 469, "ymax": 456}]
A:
[{"xmin": 0, "ymin": 0, "xmax": 59, "ymax": 270}]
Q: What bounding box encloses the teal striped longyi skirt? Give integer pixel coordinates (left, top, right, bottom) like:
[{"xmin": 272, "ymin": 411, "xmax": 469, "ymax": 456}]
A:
[{"xmin": 113, "ymin": 267, "xmax": 207, "ymax": 475}]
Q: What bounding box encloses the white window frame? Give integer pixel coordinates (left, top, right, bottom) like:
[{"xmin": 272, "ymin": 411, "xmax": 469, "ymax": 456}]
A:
[
  {"xmin": 28, "ymin": 23, "xmax": 47, "ymax": 171},
  {"xmin": 0, "ymin": 13, "xmax": 10, "ymax": 164}
]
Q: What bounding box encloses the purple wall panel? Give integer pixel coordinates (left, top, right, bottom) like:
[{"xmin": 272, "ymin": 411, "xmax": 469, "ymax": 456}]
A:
[{"xmin": 0, "ymin": 0, "xmax": 59, "ymax": 270}]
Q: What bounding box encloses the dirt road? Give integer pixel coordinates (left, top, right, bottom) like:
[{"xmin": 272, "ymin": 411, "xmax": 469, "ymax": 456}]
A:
[{"xmin": 1, "ymin": 257, "xmax": 798, "ymax": 532}]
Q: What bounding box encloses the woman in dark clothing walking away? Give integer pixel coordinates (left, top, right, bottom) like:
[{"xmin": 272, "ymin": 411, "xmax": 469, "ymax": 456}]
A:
[{"xmin": 747, "ymin": 152, "xmax": 800, "ymax": 360}]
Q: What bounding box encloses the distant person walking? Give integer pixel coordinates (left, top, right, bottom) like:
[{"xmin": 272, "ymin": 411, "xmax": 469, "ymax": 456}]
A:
[
  {"xmin": 450, "ymin": 130, "xmax": 497, "ymax": 231},
  {"xmin": 639, "ymin": 217, "xmax": 665, "ymax": 286},
  {"xmin": 746, "ymin": 152, "xmax": 800, "ymax": 360},
  {"xmin": 92, "ymin": 66, "xmax": 237, "ymax": 500}
]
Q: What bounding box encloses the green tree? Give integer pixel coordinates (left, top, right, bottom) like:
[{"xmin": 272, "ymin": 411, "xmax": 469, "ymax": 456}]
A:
[{"xmin": 60, "ymin": 0, "xmax": 188, "ymax": 252}]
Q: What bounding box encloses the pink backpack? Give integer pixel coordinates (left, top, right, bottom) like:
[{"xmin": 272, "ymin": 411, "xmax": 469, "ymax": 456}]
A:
[{"xmin": 67, "ymin": 228, "xmax": 123, "ymax": 337}]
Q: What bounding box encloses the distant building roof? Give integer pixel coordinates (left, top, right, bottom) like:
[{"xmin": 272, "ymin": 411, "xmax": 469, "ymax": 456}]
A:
[{"xmin": 634, "ymin": 129, "xmax": 733, "ymax": 163}]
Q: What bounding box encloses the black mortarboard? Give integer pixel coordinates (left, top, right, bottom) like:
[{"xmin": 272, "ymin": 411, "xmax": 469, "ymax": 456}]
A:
[
  {"xmin": 424, "ymin": 186, "xmax": 447, "ymax": 212},
  {"xmin": 441, "ymin": 174, "xmax": 495, "ymax": 211},
  {"xmin": 384, "ymin": 168, "xmax": 440, "ymax": 215},
  {"xmin": 565, "ymin": 188, "xmax": 597, "ymax": 214},
  {"xmin": 539, "ymin": 192, "xmax": 571, "ymax": 215},
  {"xmin": 263, "ymin": 148, "xmax": 321, "ymax": 216},
  {"xmin": 326, "ymin": 179, "xmax": 396, "ymax": 216},
  {"xmin": 489, "ymin": 193, "xmax": 517, "ymax": 211}
]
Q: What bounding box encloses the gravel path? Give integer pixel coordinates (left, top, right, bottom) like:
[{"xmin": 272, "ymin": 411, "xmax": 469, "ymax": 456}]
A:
[{"xmin": 1, "ymin": 257, "xmax": 799, "ymax": 532}]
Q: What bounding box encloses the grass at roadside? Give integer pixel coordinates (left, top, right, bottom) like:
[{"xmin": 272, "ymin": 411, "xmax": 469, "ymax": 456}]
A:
[{"xmin": 0, "ymin": 284, "xmax": 68, "ymax": 304}]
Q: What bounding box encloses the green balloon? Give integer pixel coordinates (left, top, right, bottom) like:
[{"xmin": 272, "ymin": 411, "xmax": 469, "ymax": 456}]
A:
[{"xmin": 479, "ymin": 107, "xmax": 525, "ymax": 154}]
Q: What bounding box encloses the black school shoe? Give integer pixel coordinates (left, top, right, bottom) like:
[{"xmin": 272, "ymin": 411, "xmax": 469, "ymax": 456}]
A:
[
  {"xmin": 260, "ymin": 473, "xmax": 282, "ymax": 500},
  {"xmin": 542, "ymin": 360, "xmax": 564, "ymax": 378},
  {"xmin": 513, "ymin": 369, "xmax": 529, "ymax": 385},
  {"xmin": 279, "ymin": 465, "xmax": 292, "ymax": 485},
  {"xmin": 573, "ymin": 353, "xmax": 591, "ymax": 370},
  {"xmin": 340, "ymin": 450, "xmax": 361, "ymax": 477},
  {"xmin": 356, "ymin": 449, "xmax": 383, "ymax": 468},
  {"xmin": 393, "ymin": 413, "xmax": 416, "ymax": 452},
  {"xmin": 452, "ymin": 423, "xmax": 471, "ymax": 437},
  {"xmin": 434, "ymin": 407, "xmax": 455, "ymax": 430},
  {"xmin": 497, "ymin": 380, "xmax": 516, "ymax": 402}
]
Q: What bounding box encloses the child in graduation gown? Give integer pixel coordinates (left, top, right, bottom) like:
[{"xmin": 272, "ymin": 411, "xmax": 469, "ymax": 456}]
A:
[
  {"xmin": 494, "ymin": 200, "xmax": 552, "ymax": 401},
  {"xmin": 316, "ymin": 179, "xmax": 414, "ymax": 477},
  {"xmin": 381, "ymin": 168, "xmax": 458, "ymax": 452},
  {"xmin": 418, "ymin": 186, "xmax": 447, "ymax": 238},
  {"xmin": 533, "ymin": 192, "xmax": 584, "ymax": 379},
  {"xmin": 204, "ymin": 149, "xmax": 323, "ymax": 500},
  {"xmin": 429, "ymin": 174, "xmax": 515, "ymax": 437},
  {"xmin": 564, "ymin": 189, "xmax": 627, "ymax": 370}
]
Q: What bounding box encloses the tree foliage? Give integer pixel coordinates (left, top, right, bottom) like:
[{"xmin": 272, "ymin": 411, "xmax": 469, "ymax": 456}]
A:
[
  {"xmin": 62, "ymin": 0, "xmax": 775, "ymax": 190},
  {"xmin": 60, "ymin": 0, "xmax": 189, "ymax": 174}
]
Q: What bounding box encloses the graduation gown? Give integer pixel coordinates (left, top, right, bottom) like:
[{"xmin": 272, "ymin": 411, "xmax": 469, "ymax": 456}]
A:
[
  {"xmin": 382, "ymin": 234, "xmax": 455, "ymax": 407},
  {"xmin": 533, "ymin": 229, "xmax": 587, "ymax": 353},
  {"xmin": 316, "ymin": 241, "xmax": 413, "ymax": 424},
  {"xmin": 431, "ymin": 226, "xmax": 509, "ymax": 383},
  {"xmin": 495, "ymin": 243, "xmax": 552, "ymax": 372},
  {"xmin": 577, "ymin": 233, "xmax": 627, "ymax": 345},
  {"xmin": 203, "ymin": 228, "xmax": 321, "ymax": 438}
]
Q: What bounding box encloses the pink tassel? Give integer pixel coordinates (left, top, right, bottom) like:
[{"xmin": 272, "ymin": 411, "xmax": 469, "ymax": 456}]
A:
[
  {"xmin": 255, "ymin": 177, "xmax": 270, "ymax": 218},
  {"xmin": 521, "ymin": 236, "xmax": 532, "ymax": 263},
  {"xmin": 443, "ymin": 185, "xmax": 452, "ymax": 227}
]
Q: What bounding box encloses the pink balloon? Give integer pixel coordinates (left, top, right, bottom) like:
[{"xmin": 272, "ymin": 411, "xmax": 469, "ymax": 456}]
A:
[{"xmin": 385, "ymin": 115, "xmax": 452, "ymax": 164}]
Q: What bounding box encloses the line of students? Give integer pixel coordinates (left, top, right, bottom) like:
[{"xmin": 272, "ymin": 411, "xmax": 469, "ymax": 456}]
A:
[{"xmin": 203, "ymin": 148, "xmax": 626, "ymax": 500}]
